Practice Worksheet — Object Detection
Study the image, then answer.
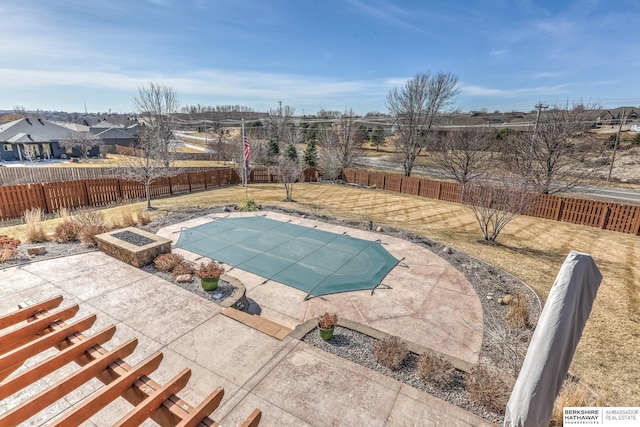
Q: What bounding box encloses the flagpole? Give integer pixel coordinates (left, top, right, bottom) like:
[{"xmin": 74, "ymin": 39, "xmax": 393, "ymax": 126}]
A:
[{"xmin": 241, "ymin": 119, "xmax": 246, "ymax": 187}]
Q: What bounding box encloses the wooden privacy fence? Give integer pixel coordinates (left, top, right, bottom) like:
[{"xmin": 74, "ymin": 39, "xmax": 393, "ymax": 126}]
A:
[
  {"xmin": 0, "ymin": 167, "xmax": 320, "ymax": 221},
  {"xmin": 0, "ymin": 166, "xmax": 218, "ymax": 186},
  {"xmin": 342, "ymin": 168, "xmax": 640, "ymax": 235}
]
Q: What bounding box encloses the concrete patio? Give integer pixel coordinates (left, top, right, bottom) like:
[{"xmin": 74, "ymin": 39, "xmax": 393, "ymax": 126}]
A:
[{"xmin": 0, "ymin": 213, "xmax": 491, "ymax": 426}]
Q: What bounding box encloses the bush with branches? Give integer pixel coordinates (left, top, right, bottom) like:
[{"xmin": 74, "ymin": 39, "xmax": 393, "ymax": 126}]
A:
[
  {"xmin": 373, "ymin": 336, "xmax": 409, "ymax": 371},
  {"xmin": 464, "ymin": 363, "xmax": 509, "ymax": 413},
  {"xmin": 154, "ymin": 253, "xmax": 184, "ymax": 272},
  {"xmin": 416, "ymin": 351, "xmax": 456, "ymax": 387},
  {"xmin": 78, "ymin": 224, "xmax": 111, "ymax": 247},
  {"xmin": 0, "ymin": 235, "xmax": 21, "ymax": 263},
  {"xmin": 53, "ymin": 221, "xmax": 84, "ymax": 243},
  {"xmin": 172, "ymin": 261, "xmax": 194, "ymax": 277}
]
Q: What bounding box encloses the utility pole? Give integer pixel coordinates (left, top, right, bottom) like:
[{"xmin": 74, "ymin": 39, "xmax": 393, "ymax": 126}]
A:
[
  {"xmin": 608, "ymin": 108, "xmax": 626, "ymax": 181},
  {"xmin": 529, "ymin": 102, "xmax": 548, "ymax": 169}
]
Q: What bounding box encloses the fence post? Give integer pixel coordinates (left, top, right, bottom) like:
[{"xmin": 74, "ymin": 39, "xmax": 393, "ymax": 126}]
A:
[
  {"xmin": 555, "ymin": 199, "xmax": 564, "ymax": 221},
  {"xmin": 631, "ymin": 207, "xmax": 640, "ymax": 235},
  {"xmin": 39, "ymin": 183, "xmax": 51, "ymax": 214},
  {"xmin": 187, "ymin": 173, "xmax": 192, "ymax": 193},
  {"xmin": 116, "ymin": 179, "xmax": 123, "ymax": 201},
  {"xmin": 168, "ymin": 176, "xmax": 173, "ymax": 195},
  {"xmin": 203, "ymin": 171, "xmax": 207, "ymax": 189},
  {"xmin": 437, "ymin": 182, "xmax": 442, "ymax": 200},
  {"xmin": 599, "ymin": 205, "xmax": 610, "ymax": 229}
]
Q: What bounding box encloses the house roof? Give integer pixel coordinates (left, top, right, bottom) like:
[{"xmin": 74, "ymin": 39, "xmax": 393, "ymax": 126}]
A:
[
  {"xmin": 93, "ymin": 127, "xmax": 136, "ymax": 140},
  {"xmin": 0, "ymin": 118, "xmax": 74, "ymax": 144}
]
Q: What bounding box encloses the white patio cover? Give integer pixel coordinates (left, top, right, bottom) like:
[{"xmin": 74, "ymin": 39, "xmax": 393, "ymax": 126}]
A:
[{"xmin": 504, "ymin": 251, "xmax": 602, "ymax": 427}]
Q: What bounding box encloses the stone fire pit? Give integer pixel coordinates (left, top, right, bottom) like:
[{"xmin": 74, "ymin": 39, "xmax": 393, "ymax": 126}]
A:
[{"xmin": 95, "ymin": 227, "xmax": 171, "ymax": 267}]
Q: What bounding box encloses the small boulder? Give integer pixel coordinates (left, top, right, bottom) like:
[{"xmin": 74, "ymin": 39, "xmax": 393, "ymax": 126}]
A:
[
  {"xmin": 27, "ymin": 247, "xmax": 47, "ymax": 256},
  {"xmin": 501, "ymin": 294, "xmax": 513, "ymax": 305},
  {"xmin": 376, "ymin": 226, "xmax": 384, "ymax": 232},
  {"xmin": 175, "ymin": 274, "xmax": 192, "ymax": 283},
  {"xmin": 442, "ymin": 246, "xmax": 452, "ymax": 254}
]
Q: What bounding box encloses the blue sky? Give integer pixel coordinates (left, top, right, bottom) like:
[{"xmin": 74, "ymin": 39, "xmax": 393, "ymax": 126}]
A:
[{"xmin": 1, "ymin": 0, "xmax": 638, "ymax": 115}]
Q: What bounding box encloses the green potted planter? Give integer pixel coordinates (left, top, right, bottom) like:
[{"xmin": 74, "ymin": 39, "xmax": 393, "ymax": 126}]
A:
[
  {"xmin": 317, "ymin": 312, "xmax": 338, "ymax": 341},
  {"xmin": 200, "ymin": 276, "xmax": 220, "ymax": 291},
  {"xmin": 195, "ymin": 260, "xmax": 225, "ymax": 291}
]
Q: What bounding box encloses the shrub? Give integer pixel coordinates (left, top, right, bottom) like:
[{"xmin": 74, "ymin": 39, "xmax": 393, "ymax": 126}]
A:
[
  {"xmin": 0, "ymin": 235, "xmax": 21, "ymax": 263},
  {"xmin": 550, "ymin": 380, "xmax": 607, "ymax": 426},
  {"xmin": 154, "ymin": 253, "xmax": 184, "ymax": 273},
  {"xmin": 632, "ymin": 132, "xmax": 640, "ymax": 147},
  {"xmin": 73, "ymin": 209, "xmax": 107, "ymax": 227},
  {"xmin": 78, "ymin": 224, "xmax": 111, "ymax": 247},
  {"xmin": 53, "ymin": 221, "xmax": 83, "ymax": 243},
  {"xmin": 194, "ymin": 260, "xmax": 225, "ymax": 278},
  {"xmin": 237, "ymin": 198, "xmax": 259, "ymax": 212},
  {"xmin": 373, "ymin": 336, "xmax": 409, "ymax": 371},
  {"xmin": 416, "ymin": 351, "xmax": 456, "ymax": 387},
  {"xmin": 506, "ymin": 290, "xmax": 530, "ymax": 329},
  {"xmin": 317, "ymin": 312, "xmax": 338, "ymax": 329},
  {"xmin": 134, "ymin": 209, "xmax": 152, "ymax": 225},
  {"xmin": 172, "ymin": 261, "xmax": 194, "ymax": 277},
  {"xmin": 113, "ymin": 211, "xmax": 137, "ymax": 228},
  {"xmin": 464, "ymin": 363, "xmax": 509, "ymax": 413},
  {"xmin": 23, "ymin": 208, "xmax": 48, "ymax": 243}
]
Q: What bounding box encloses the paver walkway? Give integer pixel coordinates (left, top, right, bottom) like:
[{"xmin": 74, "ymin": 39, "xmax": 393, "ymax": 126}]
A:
[{"xmin": 0, "ymin": 214, "xmax": 491, "ymax": 426}]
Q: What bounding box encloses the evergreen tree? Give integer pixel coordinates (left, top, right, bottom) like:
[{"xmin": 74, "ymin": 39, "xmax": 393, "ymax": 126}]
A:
[
  {"xmin": 303, "ymin": 139, "xmax": 318, "ymax": 167},
  {"xmin": 370, "ymin": 126, "xmax": 385, "ymax": 151},
  {"xmin": 266, "ymin": 139, "xmax": 280, "ymax": 165},
  {"xmin": 284, "ymin": 143, "xmax": 298, "ymax": 161}
]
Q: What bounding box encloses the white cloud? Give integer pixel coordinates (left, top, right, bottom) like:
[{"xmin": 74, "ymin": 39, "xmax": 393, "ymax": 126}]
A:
[{"xmin": 490, "ymin": 49, "xmax": 507, "ymax": 56}]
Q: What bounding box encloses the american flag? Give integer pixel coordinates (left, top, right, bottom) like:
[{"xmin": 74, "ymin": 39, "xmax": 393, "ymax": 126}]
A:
[
  {"xmin": 243, "ymin": 135, "xmax": 250, "ymax": 162},
  {"xmin": 243, "ymin": 134, "xmax": 250, "ymax": 181}
]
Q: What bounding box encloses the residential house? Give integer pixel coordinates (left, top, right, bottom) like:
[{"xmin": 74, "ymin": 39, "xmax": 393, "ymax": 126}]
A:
[{"xmin": 0, "ymin": 117, "xmax": 96, "ymax": 161}]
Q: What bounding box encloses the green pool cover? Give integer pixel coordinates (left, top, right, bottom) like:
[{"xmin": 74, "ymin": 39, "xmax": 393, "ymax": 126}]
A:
[{"xmin": 175, "ymin": 216, "xmax": 399, "ymax": 298}]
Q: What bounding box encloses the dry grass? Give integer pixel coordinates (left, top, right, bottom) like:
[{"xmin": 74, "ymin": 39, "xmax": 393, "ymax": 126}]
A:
[
  {"xmin": 416, "ymin": 351, "xmax": 456, "ymax": 387},
  {"xmin": 550, "ymin": 380, "xmax": 608, "ymax": 426},
  {"xmin": 23, "ymin": 208, "xmax": 48, "ymax": 243},
  {"xmin": 48, "ymin": 154, "xmax": 223, "ymax": 168},
  {"xmin": 0, "ymin": 183, "xmax": 638, "ymax": 404},
  {"xmin": 465, "ymin": 363, "xmax": 509, "ymax": 413},
  {"xmin": 506, "ymin": 290, "xmax": 530, "ymax": 329}
]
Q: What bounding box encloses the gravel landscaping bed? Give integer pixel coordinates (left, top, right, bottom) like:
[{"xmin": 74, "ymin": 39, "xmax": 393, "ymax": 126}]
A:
[
  {"xmin": 303, "ymin": 326, "xmax": 502, "ymax": 424},
  {"xmin": 140, "ymin": 264, "xmax": 237, "ymax": 304}
]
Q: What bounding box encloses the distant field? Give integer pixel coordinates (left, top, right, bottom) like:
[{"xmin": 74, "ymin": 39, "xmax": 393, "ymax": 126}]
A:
[{"xmin": 2, "ymin": 182, "xmax": 637, "ymax": 406}]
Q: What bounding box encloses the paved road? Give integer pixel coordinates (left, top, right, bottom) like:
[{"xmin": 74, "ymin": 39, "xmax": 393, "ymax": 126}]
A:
[{"xmin": 354, "ymin": 156, "xmax": 640, "ymax": 205}]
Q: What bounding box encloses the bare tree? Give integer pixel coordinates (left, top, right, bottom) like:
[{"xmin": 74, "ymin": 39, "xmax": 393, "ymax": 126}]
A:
[
  {"xmin": 133, "ymin": 82, "xmax": 180, "ymax": 167},
  {"xmin": 318, "ymin": 124, "xmax": 343, "ymax": 181},
  {"xmin": 334, "ymin": 109, "xmax": 361, "ymax": 168},
  {"xmin": 429, "ymin": 127, "xmax": 492, "ymax": 184},
  {"xmin": 504, "ymin": 101, "xmax": 601, "ymax": 194},
  {"xmin": 462, "ymin": 180, "xmax": 536, "ymax": 242},
  {"xmin": 274, "ymin": 126, "xmax": 304, "ymax": 201},
  {"xmin": 118, "ymin": 83, "xmax": 181, "ymax": 210},
  {"xmin": 60, "ymin": 132, "xmax": 98, "ymax": 158},
  {"xmin": 386, "ymin": 72, "xmax": 460, "ymax": 176}
]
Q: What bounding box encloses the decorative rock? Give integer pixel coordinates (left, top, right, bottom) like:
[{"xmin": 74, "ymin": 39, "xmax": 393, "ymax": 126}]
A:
[
  {"xmin": 223, "ymin": 206, "xmax": 232, "ymax": 212},
  {"xmin": 501, "ymin": 294, "xmax": 513, "ymax": 305},
  {"xmin": 376, "ymin": 226, "xmax": 384, "ymax": 232},
  {"xmin": 175, "ymin": 274, "xmax": 192, "ymax": 283},
  {"xmin": 27, "ymin": 247, "xmax": 47, "ymax": 256},
  {"xmin": 442, "ymin": 246, "xmax": 453, "ymax": 254}
]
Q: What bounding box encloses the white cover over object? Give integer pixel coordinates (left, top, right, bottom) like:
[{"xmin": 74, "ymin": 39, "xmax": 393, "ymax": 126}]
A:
[{"xmin": 504, "ymin": 251, "xmax": 602, "ymax": 427}]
